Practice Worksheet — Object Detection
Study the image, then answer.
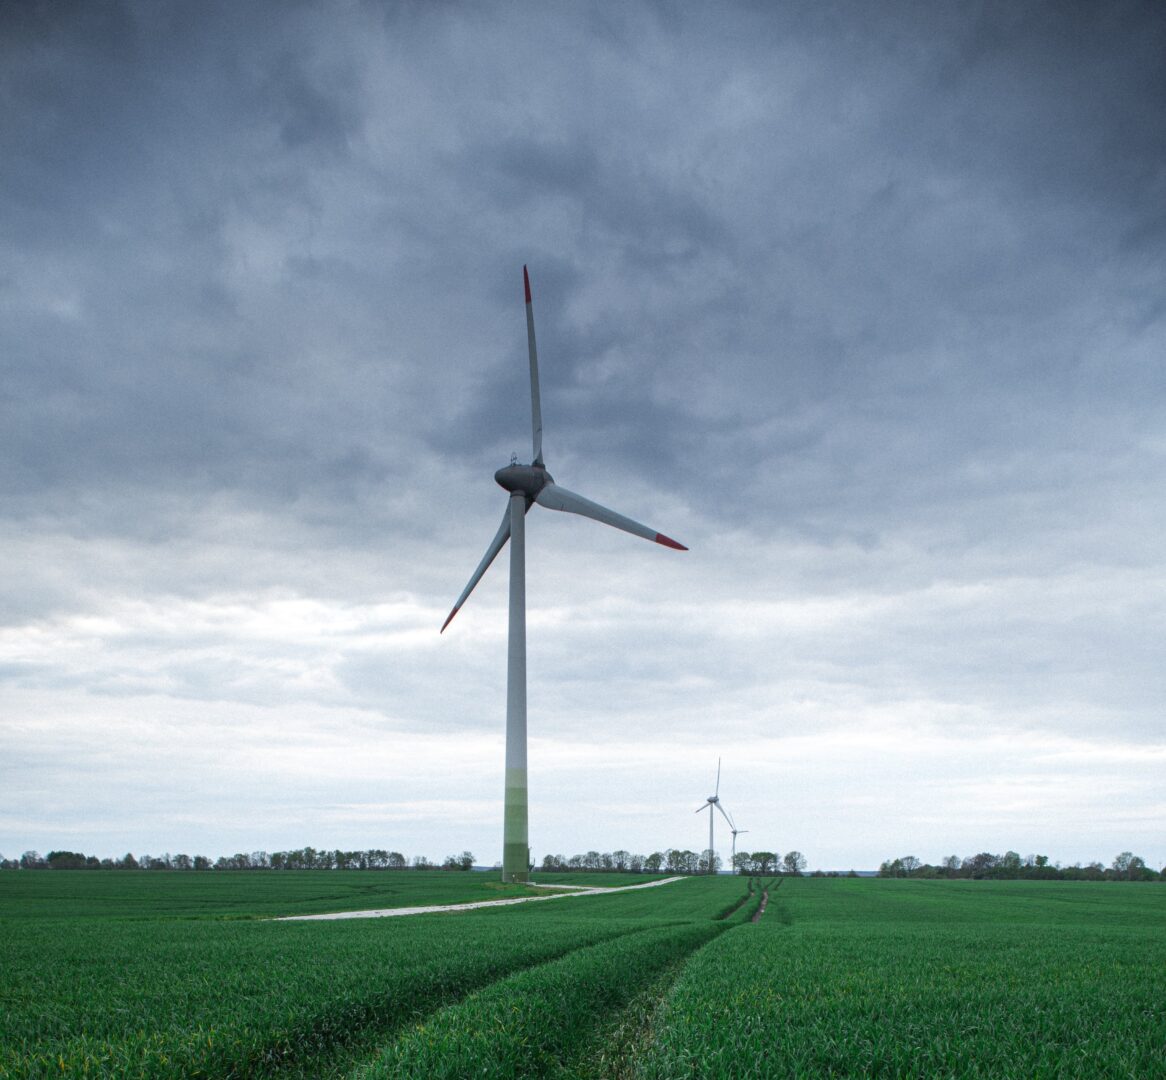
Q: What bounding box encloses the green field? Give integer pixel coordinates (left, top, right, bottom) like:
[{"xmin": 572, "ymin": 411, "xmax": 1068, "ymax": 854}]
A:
[
  {"xmin": 0, "ymin": 872, "xmax": 1161, "ymax": 1077},
  {"xmin": 0, "ymin": 868, "xmax": 593, "ymax": 920}
]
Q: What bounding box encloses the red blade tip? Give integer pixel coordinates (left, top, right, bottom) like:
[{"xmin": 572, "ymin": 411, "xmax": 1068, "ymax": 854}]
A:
[
  {"xmin": 523, "ymin": 265, "xmax": 531, "ymax": 303},
  {"xmin": 655, "ymin": 534, "xmax": 687, "ymax": 550},
  {"xmin": 440, "ymin": 606, "xmax": 461, "ymax": 634}
]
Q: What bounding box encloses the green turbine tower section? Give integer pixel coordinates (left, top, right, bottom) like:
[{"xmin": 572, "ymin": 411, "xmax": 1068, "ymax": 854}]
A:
[{"xmin": 442, "ymin": 266, "xmax": 686, "ymax": 883}]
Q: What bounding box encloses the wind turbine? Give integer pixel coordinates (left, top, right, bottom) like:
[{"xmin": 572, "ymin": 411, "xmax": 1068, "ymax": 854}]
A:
[
  {"xmin": 442, "ymin": 266, "xmax": 687, "ymax": 883},
  {"xmin": 728, "ymin": 812, "xmax": 749, "ymax": 872},
  {"xmin": 695, "ymin": 757, "xmax": 732, "ymax": 874}
]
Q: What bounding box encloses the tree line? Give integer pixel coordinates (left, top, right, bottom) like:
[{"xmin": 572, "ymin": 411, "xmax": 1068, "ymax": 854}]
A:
[
  {"xmin": 1, "ymin": 846, "xmax": 807, "ymax": 875},
  {"xmin": 1, "ymin": 848, "xmax": 477, "ymax": 872},
  {"xmin": 537, "ymin": 849, "xmax": 807, "ymax": 875},
  {"xmin": 878, "ymin": 850, "xmax": 1163, "ymax": 881}
]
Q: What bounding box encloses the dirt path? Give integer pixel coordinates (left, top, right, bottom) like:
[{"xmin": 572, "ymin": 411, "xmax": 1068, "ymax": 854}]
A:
[
  {"xmin": 751, "ymin": 888, "xmax": 769, "ymax": 922},
  {"xmin": 276, "ymin": 875, "xmax": 687, "ymax": 921}
]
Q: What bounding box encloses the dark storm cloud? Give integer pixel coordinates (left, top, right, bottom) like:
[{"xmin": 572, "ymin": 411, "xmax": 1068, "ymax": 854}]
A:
[
  {"xmin": 1, "ymin": 0, "xmax": 383, "ymax": 524},
  {"xmin": 5, "ymin": 0, "xmax": 1160, "ymax": 536}
]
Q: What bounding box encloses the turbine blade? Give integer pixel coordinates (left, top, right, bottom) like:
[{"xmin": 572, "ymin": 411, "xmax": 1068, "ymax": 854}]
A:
[
  {"xmin": 534, "ymin": 483, "xmax": 687, "ymax": 550},
  {"xmin": 715, "ymin": 757, "xmax": 721, "ymax": 796},
  {"xmin": 525, "ymin": 266, "xmax": 544, "ymax": 467},
  {"xmin": 441, "ymin": 504, "xmax": 512, "ymax": 632},
  {"xmin": 716, "ymin": 802, "xmax": 733, "ymax": 827},
  {"xmin": 695, "ymin": 804, "xmax": 708, "ymax": 814}
]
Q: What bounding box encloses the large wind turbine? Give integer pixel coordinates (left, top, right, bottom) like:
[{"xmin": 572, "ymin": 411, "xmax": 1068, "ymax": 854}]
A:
[
  {"xmin": 442, "ymin": 266, "xmax": 687, "ymax": 883},
  {"xmin": 696, "ymin": 757, "xmax": 732, "ymax": 874}
]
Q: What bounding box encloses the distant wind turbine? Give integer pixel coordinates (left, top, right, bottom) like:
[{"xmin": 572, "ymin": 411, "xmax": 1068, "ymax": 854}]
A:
[
  {"xmin": 695, "ymin": 757, "xmax": 732, "ymax": 874},
  {"xmin": 728, "ymin": 812, "xmax": 749, "ymax": 870},
  {"xmin": 442, "ymin": 266, "xmax": 687, "ymax": 883}
]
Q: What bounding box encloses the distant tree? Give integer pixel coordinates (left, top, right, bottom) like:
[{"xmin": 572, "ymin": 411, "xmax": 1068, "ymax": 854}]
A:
[
  {"xmin": 664, "ymin": 849, "xmax": 698, "ymax": 874},
  {"xmin": 962, "ymin": 852, "xmax": 999, "ymax": 879},
  {"xmin": 997, "ymin": 851, "xmax": 1023, "ymax": 877},
  {"xmin": 782, "ymin": 851, "xmax": 806, "ymax": 875},
  {"xmin": 46, "ymin": 851, "xmax": 87, "ymax": 870},
  {"xmin": 751, "ymin": 851, "xmax": 778, "ymax": 875},
  {"xmin": 1112, "ymin": 852, "xmax": 1147, "ymax": 881},
  {"xmin": 629, "ymin": 853, "xmax": 644, "ymax": 873},
  {"xmin": 193, "ymin": 855, "xmax": 211, "ymax": 871},
  {"xmin": 412, "ymin": 855, "xmax": 433, "ymax": 869},
  {"xmin": 612, "ymin": 850, "xmax": 629, "ymax": 872},
  {"xmin": 644, "ymin": 852, "xmax": 664, "ymax": 873},
  {"xmin": 172, "ymin": 854, "xmax": 192, "ymax": 871},
  {"xmin": 900, "ymin": 855, "xmax": 921, "ymax": 875},
  {"xmin": 699, "ymin": 849, "xmax": 722, "ymax": 875},
  {"xmin": 20, "ymin": 851, "xmax": 46, "ymax": 870},
  {"xmin": 878, "ymin": 858, "xmax": 903, "ymax": 878},
  {"xmin": 732, "ymin": 851, "xmax": 752, "ymax": 875},
  {"xmin": 387, "ymin": 852, "xmax": 407, "ymax": 870}
]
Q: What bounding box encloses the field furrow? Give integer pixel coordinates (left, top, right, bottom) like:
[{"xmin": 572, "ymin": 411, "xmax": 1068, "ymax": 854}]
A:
[
  {"xmin": 633, "ymin": 880, "xmax": 1166, "ymax": 1078},
  {"xmin": 0, "ymin": 915, "xmax": 651, "ymax": 1079},
  {"xmin": 352, "ymin": 920, "xmax": 726, "ymax": 1079}
]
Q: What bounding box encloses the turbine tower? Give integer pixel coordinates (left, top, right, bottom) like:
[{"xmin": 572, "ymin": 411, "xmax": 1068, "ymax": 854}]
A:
[
  {"xmin": 696, "ymin": 757, "xmax": 732, "ymax": 874},
  {"xmin": 443, "ymin": 266, "xmax": 687, "ymax": 883}
]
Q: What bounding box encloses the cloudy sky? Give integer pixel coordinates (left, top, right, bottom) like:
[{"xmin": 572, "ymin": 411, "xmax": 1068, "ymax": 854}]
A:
[{"xmin": 3, "ymin": 1, "xmax": 1164, "ymax": 871}]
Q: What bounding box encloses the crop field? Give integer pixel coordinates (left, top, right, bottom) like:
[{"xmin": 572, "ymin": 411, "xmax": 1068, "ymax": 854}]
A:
[
  {"xmin": 1, "ymin": 873, "xmax": 1162, "ymax": 1078},
  {"xmin": 637, "ymin": 878, "xmax": 1166, "ymax": 1078},
  {"xmin": 0, "ymin": 868, "xmax": 582, "ymax": 920}
]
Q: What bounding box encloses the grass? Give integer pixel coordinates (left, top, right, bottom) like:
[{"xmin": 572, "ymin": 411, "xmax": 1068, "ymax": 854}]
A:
[
  {"xmin": 0, "ymin": 869, "xmax": 554, "ymax": 920},
  {"xmin": 0, "ymin": 911, "xmax": 655, "ymax": 1077},
  {"xmin": 528, "ymin": 872, "xmax": 669, "ymax": 888},
  {"xmin": 634, "ymin": 877, "xmax": 1166, "ymax": 1078},
  {"xmin": 1, "ymin": 873, "xmax": 1162, "ymax": 1077},
  {"xmin": 358, "ymin": 922, "xmax": 723, "ymax": 1079}
]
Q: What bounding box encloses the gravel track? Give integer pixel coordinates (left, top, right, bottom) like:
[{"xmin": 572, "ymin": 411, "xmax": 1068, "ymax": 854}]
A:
[{"xmin": 276, "ymin": 875, "xmax": 686, "ymax": 921}]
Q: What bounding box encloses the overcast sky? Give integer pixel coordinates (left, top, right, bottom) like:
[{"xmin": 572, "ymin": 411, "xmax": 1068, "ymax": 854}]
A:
[{"xmin": 3, "ymin": 1, "xmax": 1164, "ymax": 871}]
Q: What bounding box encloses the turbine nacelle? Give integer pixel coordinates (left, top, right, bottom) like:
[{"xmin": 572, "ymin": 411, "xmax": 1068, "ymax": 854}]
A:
[{"xmin": 495, "ymin": 463, "xmax": 553, "ymax": 502}]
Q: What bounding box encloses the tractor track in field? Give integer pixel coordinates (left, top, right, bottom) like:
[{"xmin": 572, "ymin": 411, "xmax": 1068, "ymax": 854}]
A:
[
  {"xmin": 344, "ymin": 914, "xmax": 739, "ymax": 1079},
  {"xmin": 276, "ymin": 876, "xmax": 687, "ymax": 921},
  {"xmin": 751, "ymin": 887, "xmax": 769, "ymax": 921}
]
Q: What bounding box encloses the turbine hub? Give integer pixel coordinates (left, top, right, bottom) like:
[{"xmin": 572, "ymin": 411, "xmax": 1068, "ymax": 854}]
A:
[{"xmin": 495, "ymin": 463, "xmax": 552, "ymax": 501}]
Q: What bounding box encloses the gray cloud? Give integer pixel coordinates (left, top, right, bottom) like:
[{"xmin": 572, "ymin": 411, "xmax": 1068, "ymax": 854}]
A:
[{"xmin": 2, "ymin": 0, "xmax": 1163, "ymax": 865}]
